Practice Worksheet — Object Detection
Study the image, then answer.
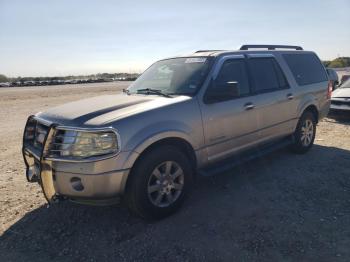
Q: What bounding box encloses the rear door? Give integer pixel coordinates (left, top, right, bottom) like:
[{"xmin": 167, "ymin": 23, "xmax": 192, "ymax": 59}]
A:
[
  {"xmin": 200, "ymin": 55, "xmax": 259, "ymax": 163},
  {"xmin": 246, "ymin": 54, "xmax": 297, "ymax": 142}
]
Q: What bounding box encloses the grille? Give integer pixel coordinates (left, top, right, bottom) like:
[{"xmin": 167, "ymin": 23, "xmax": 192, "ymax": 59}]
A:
[
  {"xmin": 24, "ymin": 117, "xmax": 49, "ymax": 153},
  {"xmin": 331, "ymin": 100, "xmax": 350, "ymax": 106}
]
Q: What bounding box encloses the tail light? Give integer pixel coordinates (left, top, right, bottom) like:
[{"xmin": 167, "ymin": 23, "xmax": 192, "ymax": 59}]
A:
[{"xmin": 327, "ymin": 81, "xmax": 332, "ymax": 99}]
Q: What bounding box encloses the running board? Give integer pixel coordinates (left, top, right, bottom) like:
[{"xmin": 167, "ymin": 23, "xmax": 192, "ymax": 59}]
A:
[{"xmin": 198, "ymin": 137, "xmax": 293, "ymax": 177}]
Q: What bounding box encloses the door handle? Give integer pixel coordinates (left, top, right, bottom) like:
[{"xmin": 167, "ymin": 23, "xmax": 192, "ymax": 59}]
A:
[
  {"xmin": 244, "ymin": 102, "xmax": 255, "ymax": 110},
  {"xmin": 287, "ymin": 93, "xmax": 294, "ymax": 100}
]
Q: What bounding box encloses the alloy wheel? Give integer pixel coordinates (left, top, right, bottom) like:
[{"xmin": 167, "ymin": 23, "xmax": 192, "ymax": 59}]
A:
[
  {"xmin": 147, "ymin": 161, "xmax": 184, "ymax": 207},
  {"xmin": 300, "ymin": 119, "xmax": 314, "ymax": 146}
]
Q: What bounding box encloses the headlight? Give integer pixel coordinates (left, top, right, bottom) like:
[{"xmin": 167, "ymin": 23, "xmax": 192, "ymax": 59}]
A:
[{"xmin": 49, "ymin": 128, "xmax": 119, "ymax": 160}]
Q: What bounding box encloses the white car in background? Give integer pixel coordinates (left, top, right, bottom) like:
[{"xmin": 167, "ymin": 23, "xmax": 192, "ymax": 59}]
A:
[
  {"xmin": 0, "ymin": 82, "xmax": 10, "ymax": 87},
  {"xmin": 330, "ymin": 78, "xmax": 350, "ymax": 114}
]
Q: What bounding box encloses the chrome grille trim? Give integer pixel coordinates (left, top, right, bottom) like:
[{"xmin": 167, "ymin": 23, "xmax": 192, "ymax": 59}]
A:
[{"xmin": 331, "ymin": 100, "xmax": 350, "ymax": 106}]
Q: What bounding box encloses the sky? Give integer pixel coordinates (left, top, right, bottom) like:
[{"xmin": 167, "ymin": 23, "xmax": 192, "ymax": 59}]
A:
[{"xmin": 0, "ymin": 0, "xmax": 349, "ymax": 77}]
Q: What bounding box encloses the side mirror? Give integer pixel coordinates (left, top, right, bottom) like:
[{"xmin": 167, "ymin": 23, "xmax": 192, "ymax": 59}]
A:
[{"xmin": 204, "ymin": 80, "xmax": 240, "ymax": 104}]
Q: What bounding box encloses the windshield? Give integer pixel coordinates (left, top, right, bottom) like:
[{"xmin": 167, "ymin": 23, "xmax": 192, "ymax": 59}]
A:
[
  {"xmin": 128, "ymin": 57, "xmax": 213, "ymax": 96},
  {"xmin": 340, "ymin": 78, "xmax": 350, "ymax": 88}
]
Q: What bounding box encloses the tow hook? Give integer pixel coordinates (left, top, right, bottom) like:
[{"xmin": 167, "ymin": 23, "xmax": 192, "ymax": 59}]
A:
[{"xmin": 50, "ymin": 194, "xmax": 66, "ymax": 204}]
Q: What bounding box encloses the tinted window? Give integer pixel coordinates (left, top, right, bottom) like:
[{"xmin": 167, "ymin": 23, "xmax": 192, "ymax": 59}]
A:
[
  {"xmin": 283, "ymin": 53, "xmax": 327, "ymax": 86},
  {"xmin": 248, "ymin": 58, "xmax": 288, "ymax": 93},
  {"xmin": 214, "ymin": 59, "xmax": 250, "ymax": 96}
]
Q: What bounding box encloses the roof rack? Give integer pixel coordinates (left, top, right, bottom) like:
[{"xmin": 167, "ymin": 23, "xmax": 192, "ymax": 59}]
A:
[
  {"xmin": 195, "ymin": 50, "xmax": 225, "ymax": 53},
  {"xmin": 239, "ymin": 45, "xmax": 303, "ymax": 51}
]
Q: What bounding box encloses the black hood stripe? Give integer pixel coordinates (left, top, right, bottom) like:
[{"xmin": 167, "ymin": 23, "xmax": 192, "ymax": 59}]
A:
[{"xmin": 72, "ymin": 99, "xmax": 149, "ymax": 123}]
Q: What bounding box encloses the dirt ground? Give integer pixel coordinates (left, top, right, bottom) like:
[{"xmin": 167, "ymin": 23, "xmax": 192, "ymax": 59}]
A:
[{"xmin": 0, "ymin": 82, "xmax": 349, "ymax": 262}]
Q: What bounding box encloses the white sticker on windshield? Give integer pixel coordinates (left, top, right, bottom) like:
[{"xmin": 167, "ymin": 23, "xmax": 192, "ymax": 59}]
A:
[{"xmin": 185, "ymin": 58, "xmax": 207, "ymax": 63}]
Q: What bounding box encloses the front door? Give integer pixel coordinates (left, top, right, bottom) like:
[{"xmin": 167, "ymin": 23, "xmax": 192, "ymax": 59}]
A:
[{"xmin": 199, "ymin": 55, "xmax": 259, "ymax": 163}]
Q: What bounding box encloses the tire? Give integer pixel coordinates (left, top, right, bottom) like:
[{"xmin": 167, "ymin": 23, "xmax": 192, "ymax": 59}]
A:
[
  {"xmin": 290, "ymin": 111, "xmax": 317, "ymax": 154},
  {"xmin": 125, "ymin": 145, "xmax": 193, "ymax": 220}
]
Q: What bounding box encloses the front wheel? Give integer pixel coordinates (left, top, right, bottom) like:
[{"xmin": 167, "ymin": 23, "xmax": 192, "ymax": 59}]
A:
[
  {"xmin": 290, "ymin": 111, "xmax": 317, "ymax": 154},
  {"xmin": 125, "ymin": 145, "xmax": 193, "ymax": 220}
]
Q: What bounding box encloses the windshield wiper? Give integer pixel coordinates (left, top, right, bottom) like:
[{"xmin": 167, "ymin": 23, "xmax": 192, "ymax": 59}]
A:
[{"xmin": 136, "ymin": 88, "xmax": 172, "ymax": 98}]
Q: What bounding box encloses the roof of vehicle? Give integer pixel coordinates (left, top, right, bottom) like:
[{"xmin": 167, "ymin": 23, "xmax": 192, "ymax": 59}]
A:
[
  {"xmin": 190, "ymin": 45, "xmax": 313, "ymax": 57},
  {"xmin": 157, "ymin": 45, "xmax": 319, "ymax": 64},
  {"xmin": 160, "ymin": 45, "xmax": 316, "ymax": 61}
]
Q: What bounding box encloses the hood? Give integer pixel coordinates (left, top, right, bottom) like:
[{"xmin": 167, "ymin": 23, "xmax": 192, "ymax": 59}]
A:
[
  {"xmin": 37, "ymin": 94, "xmax": 191, "ymax": 127},
  {"xmin": 332, "ymin": 87, "xmax": 350, "ymax": 98}
]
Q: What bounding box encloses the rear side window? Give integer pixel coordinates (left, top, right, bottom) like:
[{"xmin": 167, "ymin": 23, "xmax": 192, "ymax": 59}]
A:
[
  {"xmin": 283, "ymin": 53, "xmax": 327, "ymax": 86},
  {"xmin": 248, "ymin": 58, "xmax": 289, "ymax": 93}
]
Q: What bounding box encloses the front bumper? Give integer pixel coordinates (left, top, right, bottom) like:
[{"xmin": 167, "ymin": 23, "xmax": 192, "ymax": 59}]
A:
[
  {"xmin": 330, "ymin": 99, "xmax": 350, "ymax": 113},
  {"xmin": 22, "ymin": 116, "xmax": 136, "ymax": 204},
  {"xmin": 329, "ymin": 105, "xmax": 350, "ymax": 112},
  {"xmin": 329, "ymin": 105, "xmax": 350, "ymax": 119},
  {"xmin": 53, "ymin": 169, "xmax": 130, "ymax": 199}
]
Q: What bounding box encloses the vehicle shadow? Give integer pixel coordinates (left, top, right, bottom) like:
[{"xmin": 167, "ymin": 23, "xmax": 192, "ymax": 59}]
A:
[{"xmin": 1, "ymin": 144, "xmax": 350, "ymax": 262}]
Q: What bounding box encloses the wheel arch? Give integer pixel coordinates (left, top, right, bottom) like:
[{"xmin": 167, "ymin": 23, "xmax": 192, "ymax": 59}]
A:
[
  {"xmin": 124, "ymin": 135, "xmax": 198, "ymax": 190},
  {"xmin": 133, "ymin": 136, "xmax": 197, "ymax": 171},
  {"xmin": 302, "ymin": 104, "xmax": 319, "ymax": 123}
]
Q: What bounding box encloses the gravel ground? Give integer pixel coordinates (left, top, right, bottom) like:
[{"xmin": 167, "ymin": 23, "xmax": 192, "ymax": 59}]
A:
[{"xmin": 0, "ymin": 82, "xmax": 350, "ymax": 262}]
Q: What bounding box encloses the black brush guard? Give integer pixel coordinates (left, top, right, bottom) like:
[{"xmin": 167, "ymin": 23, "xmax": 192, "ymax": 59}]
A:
[{"xmin": 22, "ymin": 116, "xmax": 59, "ymax": 203}]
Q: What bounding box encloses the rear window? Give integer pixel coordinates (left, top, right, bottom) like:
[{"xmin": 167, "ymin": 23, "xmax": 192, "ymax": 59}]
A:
[{"xmin": 283, "ymin": 53, "xmax": 327, "ymax": 86}]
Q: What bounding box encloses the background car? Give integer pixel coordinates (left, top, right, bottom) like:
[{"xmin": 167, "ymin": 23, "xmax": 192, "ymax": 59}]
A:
[
  {"xmin": 0, "ymin": 82, "xmax": 10, "ymax": 87},
  {"xmin": 330, "ymin": 78, "xmax": 350, "ymax": 114}
]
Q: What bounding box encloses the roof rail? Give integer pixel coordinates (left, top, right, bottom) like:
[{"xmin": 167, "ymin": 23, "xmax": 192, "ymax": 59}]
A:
[
  {"xmin": 239, "ymin": 45, "xmax": 303, "ymax": 51},
  {"xmin": 195, "ymin": 50, "xmax": 225, "ymax": 53}
]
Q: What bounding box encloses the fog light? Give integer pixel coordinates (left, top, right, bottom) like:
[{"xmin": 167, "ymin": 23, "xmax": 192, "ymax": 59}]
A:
[{"xmin": 70, "ymin": 177, "xmax": 84, "ymax": 191}]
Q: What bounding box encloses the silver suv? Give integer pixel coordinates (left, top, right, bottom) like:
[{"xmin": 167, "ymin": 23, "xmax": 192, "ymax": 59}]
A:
[{"xmin": 23, "ymin": 45, "xmax": 331, "ymax": 219}]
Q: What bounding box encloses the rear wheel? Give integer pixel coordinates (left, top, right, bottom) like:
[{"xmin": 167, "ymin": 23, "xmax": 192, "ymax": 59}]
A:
[
  {"xmin": 290, "ymin": 111, "xmax": 316, "ymax": 154},
  {"xmin": 125, "ymin": 145, "xmax": 193, "ymax": 220}
]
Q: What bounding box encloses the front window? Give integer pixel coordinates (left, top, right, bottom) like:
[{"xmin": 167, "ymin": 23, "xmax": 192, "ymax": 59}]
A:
[{"xmin": 128, "ymin": 57, "xmax": 213, "ymax": 96}]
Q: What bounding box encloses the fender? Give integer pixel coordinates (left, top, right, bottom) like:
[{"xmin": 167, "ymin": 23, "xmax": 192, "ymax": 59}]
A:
[
  {"xmin": 132, "ymin": 129, "xmax": 196, "ymax": 155},
  {"xmin": 121, "ymin": 118, "xmax": 201, "ymax": 154},
  {"xmin": 120, "ymin": 129, "xmax": 197, "ymax": 171},
  {"xmin": 296, "ymin": 94, "xmax": 318, "ymax": 119}
]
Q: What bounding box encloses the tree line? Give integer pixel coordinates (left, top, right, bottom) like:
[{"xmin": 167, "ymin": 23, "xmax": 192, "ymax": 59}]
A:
[
  {"xmin": 323, "ymin": 57, "xmax": 350, "ymax": 68},
  {"xmin": 0, "ymin": 72, "xmax": 140, "ymax": 83}
]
